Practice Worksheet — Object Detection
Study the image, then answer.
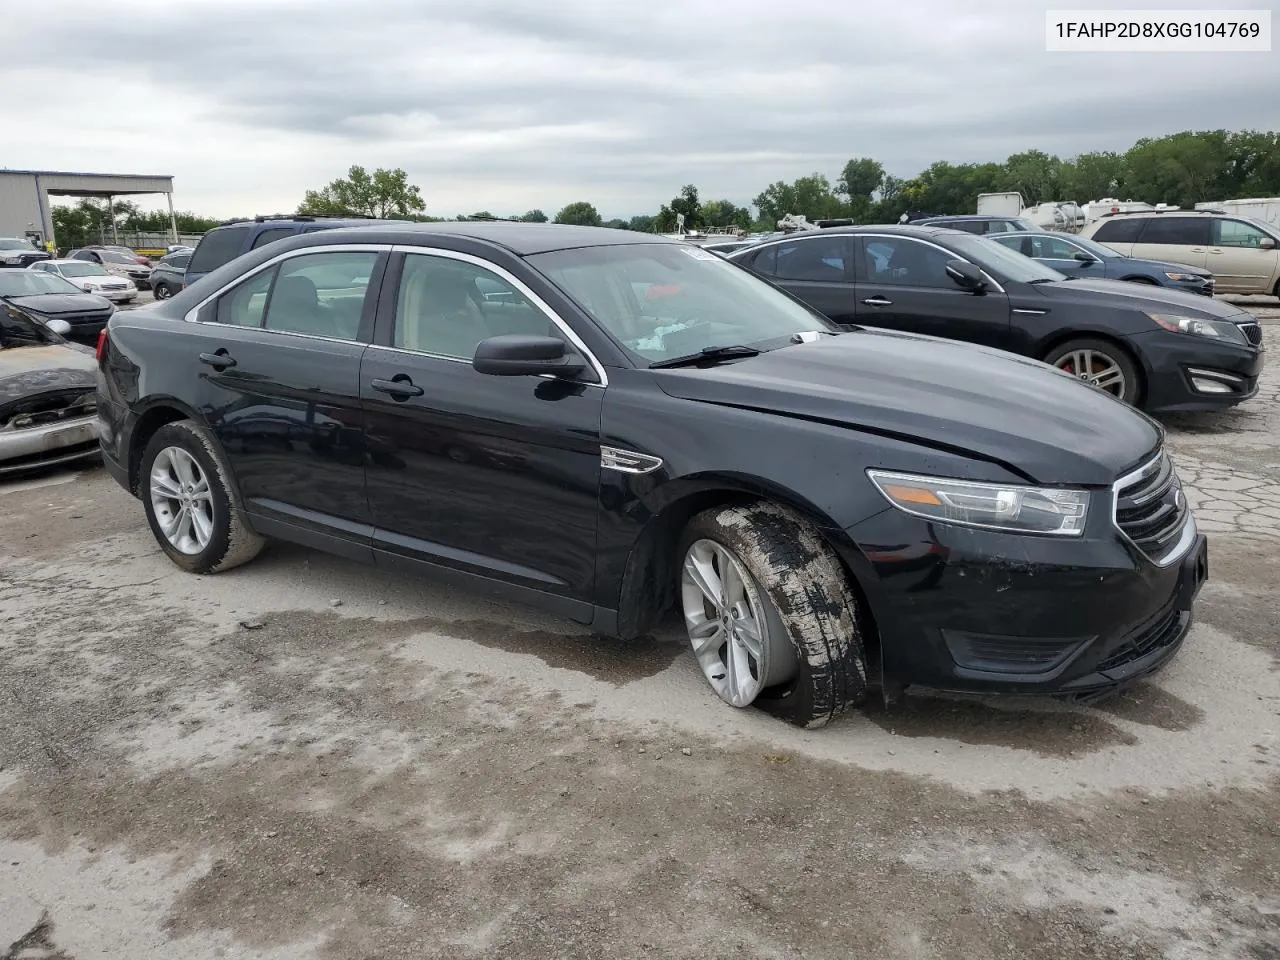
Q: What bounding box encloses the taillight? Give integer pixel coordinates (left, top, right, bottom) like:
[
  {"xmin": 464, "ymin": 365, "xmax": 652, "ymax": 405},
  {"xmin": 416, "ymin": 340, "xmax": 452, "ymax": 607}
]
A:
[{"xmin": 95, "ymin": 328, "xmax": 108, "ymax": 362}]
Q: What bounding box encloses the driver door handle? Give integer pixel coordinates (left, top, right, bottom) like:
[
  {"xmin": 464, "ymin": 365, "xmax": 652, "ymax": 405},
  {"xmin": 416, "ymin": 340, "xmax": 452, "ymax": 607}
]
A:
[
  {"xmin": 371, "ymin": 376, "xmax": 424, "ymax": 400},
  {"xmin": 862, "ymin": 297, "xmax": 893, "ymax": 307}
]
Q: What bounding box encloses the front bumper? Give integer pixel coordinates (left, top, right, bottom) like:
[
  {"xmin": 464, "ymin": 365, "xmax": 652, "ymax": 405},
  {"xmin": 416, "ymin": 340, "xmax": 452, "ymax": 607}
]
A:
[
  {"xmin": 0, "ymin": 415, "xmax": 101, "ymax": 476},
  {"xmin": 1129, "ymin": 329, "xmax": 1264, "ymax": 413},
  {"xmin": 842, "ymin": 507, "xmax": 1208, "ymax": 696},
  {"xmin": 96, "ymin": 288, "xmax": 137, "ymax": 303}
]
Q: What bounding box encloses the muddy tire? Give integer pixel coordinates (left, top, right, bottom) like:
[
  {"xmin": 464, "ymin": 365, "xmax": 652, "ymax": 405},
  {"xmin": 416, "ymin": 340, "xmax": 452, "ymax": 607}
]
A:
[
  {"xmin": 678, "ymin": 503, "xmax": 868, "ymax": 728},
  {"xmin": 140, "ymin": 419, "xmax": 265, "ymax": 574}
]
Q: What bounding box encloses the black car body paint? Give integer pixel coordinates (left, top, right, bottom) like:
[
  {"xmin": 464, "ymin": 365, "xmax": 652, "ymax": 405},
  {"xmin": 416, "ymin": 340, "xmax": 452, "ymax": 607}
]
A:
[{"xmin": 98, "ymin": 223, "xmax": 1209, "ymax": 701}]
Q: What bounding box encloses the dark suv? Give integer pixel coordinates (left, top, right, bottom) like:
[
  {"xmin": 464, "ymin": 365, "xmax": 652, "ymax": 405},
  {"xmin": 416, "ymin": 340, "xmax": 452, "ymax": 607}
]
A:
[
  {"xmin": 183, "ymin": 215, "xmax": 392, "ymax": 287},
  {"xmin": 97, "ymin": 222, "xmax": 1210, "ymax": 728}
]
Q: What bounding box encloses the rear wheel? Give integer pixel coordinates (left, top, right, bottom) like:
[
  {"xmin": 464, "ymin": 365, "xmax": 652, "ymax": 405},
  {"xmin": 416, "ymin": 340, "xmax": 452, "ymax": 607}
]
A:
[
  {"xmin": 678, "ymin": 503, "xmax": 868, "ymax": 728},
  {"xmin": 1044, "ymin": 338, "xmax": 1142, "ymax": 405},
  {"xmin": 140, "ymin": 420, "xmax": 264, "ymax": 574},
  {"xmin": 153, "ymin": 282, "xmax": 174, "ymax": 300}
]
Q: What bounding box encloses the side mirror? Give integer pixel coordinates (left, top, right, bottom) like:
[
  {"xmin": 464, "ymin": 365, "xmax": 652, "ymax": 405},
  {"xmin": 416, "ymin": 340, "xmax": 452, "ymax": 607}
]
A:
[
  {"xmin": 472, "ymin": 334, "xmax": 585, "ymax": 378},
  {"xmin": 945, "ymin": 259, "xmax": 988, "ymax": 293},
  {"xmin": 1072, "ymin": 251, "xmax": 1099, "ymax": 264},
  {"xmin": 45, "ymin": 318, "xmax": 72, "ymax": 337},
  {"xmin": 1259, "ymin": 237, "xmax": 1277, "ymax": 250}
]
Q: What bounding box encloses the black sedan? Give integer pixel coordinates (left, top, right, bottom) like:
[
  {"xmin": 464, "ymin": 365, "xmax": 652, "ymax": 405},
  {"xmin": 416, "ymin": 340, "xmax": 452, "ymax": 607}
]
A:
[
  {"xmin": 97, "ymin": 222, "xmax": 1207, "ymax": 727},
  {"xmin": 149, "ymin": 250, "xmax": 190, "ymax": 300},
  {"xmin": 728, "ymin": 225, "xmax": 1263, "ymax": 412},
  {"xmin": 989, "ymin": 230, "xmax": 1215, "ymax": 296},
  {"xmin": 0, "ymin": 269, "xmax": 114, "ymax": 343}
]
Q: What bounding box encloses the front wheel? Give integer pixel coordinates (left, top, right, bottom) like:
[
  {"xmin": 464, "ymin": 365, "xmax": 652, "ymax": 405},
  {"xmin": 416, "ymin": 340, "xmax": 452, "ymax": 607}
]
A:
[
  {"xmin": 678, "ymin": 503, "xmax": 868, "ymax": 728},
  {"xmin": 1044, "ymin": 338, "xmax": 1142, "ymax": 405},
  {"xmin": 140, "ymin": 420, "xmax": 265, "ymax": 574},
  {"xmin": 153, "ymin": 282, "xmax": 174, "ymax": 300}
]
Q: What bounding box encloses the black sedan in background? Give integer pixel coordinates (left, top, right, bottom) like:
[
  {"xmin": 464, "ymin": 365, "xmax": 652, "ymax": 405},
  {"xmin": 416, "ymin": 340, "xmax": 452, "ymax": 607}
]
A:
[
  {"xmin": 99, "ymin": 223, "xmax": 1207, "ymax": 727},
  {"xmin": 989, "ymin": 231, "xmax": 1215, "ymax": 297},
  {"xmin": 0, "ymin": 269, "xmax": 114, "ymax": 343},
  {"xmin": 728, "ymin": 225, "xmax": 1263, "ymax": 412}
]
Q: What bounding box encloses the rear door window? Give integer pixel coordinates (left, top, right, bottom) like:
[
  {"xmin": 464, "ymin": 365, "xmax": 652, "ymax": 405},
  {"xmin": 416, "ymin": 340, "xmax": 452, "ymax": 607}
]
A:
[
  {"xmin": 263, "ymin": 251, "xmax": 378, "ymax": 340},
  {"xmin": 1136, "ymin": 217, "xmax": 1211, "ymax": 246},
  {"xmin": 188, "ymin": 225, "xmax": 251, "ymax": 275},
  {"xmin": 772, "ymin": 237, "xmax": 853, "ymax": 282}
]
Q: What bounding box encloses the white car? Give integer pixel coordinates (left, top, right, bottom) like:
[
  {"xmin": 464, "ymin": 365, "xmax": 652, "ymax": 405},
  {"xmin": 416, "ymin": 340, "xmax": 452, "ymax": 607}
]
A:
[{"xmin": 29, "ymin": 259, "xmax": 137, "ymax": 303}]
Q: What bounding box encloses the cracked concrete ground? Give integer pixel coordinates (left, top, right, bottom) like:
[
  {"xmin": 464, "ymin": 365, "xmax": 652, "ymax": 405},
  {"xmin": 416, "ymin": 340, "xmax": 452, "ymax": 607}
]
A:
[{"xmin": 1, "ymin": 313, "xmax": 1278, "ymax": 959}]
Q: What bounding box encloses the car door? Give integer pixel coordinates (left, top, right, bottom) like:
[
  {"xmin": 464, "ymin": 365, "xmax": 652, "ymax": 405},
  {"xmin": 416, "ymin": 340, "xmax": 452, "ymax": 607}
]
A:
[
  {"xmin": 1206, "ymin": 218, "xmax": 1278, "ymax": 294},
  {"xmin": 852, "ymin": 235, "xmax": 1013, "ymax": 350},
  {"xmin": 187, "ymin": 246, "xmax": 385, "ymax": 554},
  {"xmin": 360, "ymin": 248, "xmax": 604, "ymax": 615},
  {"xmin": 741, "ymin": 234, "xmax": 856, "ymax": 324},
  {"xmin": 1129, "ymin": 216, "xmax": 1210, "ymax": 272}
]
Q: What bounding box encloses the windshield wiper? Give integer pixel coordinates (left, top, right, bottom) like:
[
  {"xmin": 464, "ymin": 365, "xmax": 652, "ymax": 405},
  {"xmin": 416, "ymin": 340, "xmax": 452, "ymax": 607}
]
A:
[
  {"xmin": 649, "ymin": 344, "xmax": 762, "ymax": 369},
  {"xmin": 1026, "ymin": 278, "xmax": 1058, "ymax": 284}
]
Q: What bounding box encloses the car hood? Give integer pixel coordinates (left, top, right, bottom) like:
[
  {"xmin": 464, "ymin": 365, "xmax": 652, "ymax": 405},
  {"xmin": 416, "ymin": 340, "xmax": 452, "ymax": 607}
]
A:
[
  {"xmin": 0, "ymin": 344, "xmax": 97, "ymax": 405},
  {"xmin": 652, "ymin": 329, "xmax": 1162, "ymax": 486},
  {"xmin": 3, "ymin": 293, "xmax": 114, "ymax": 315},
  {"xmin": 1114, "ymin": 257, "xmax": 1212, "ymax": 279},
  {"xmin": 1029, "ymin": 277, "xmax": 1248, "ymax": 318}
]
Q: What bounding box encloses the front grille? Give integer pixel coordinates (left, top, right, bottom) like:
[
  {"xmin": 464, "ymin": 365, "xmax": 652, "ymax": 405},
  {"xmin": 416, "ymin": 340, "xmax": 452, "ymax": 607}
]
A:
[
  {"xmin": 1239, "ymin": 321, "xmax": 1262, "ymax": 346},
  {"xmin": 1097, "ymin": 600, "xmax": 1186, "ymax": 672},
  {"xmin": 1113, "ymin": 450, "xmax": 1190, "ymax": 565}
]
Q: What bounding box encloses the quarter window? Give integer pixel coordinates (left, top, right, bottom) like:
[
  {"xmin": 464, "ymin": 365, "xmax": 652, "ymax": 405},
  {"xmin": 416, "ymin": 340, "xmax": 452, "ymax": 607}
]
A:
[
  {"xmin": 1136, "ymin": 216, "xmax": 1211, "ymax": 246},
  {"xmin": 188, "ymin": 225, "xmax": 251, "ymax": 275},
  {"xmin": 1213, "ymin": 219, "xmax": 1270, "ymax": 248},
  {"xmin": 251, "ymin": 227, "xmax": 296, "ymax": 250},
  {"xmin": 394, "ymin": 254, "xmax": 556, "ymax": 359},
  {"xmin": 862, "ymin": 238, "xmax": 956, "ymax": 288},
  {"xmin": 772, "ymin": 237, "xmax": 852, "ymax": 282},
  {"xmin": 1091, "ymin": 218, "xmax": 1145, "ymax": 242}
]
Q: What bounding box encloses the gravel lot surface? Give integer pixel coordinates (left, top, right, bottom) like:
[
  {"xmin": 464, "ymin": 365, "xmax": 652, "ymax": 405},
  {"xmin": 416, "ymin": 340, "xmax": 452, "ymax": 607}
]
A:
[{"xmin": 2, "ymin": 302, "xmax": 1277, "ymax": 959}]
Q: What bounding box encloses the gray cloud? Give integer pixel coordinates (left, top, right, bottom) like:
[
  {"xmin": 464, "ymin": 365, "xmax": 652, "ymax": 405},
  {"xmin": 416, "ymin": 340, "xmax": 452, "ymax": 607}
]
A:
[{"xmin": 1, "ymin": 0, "xmax": 1274, "ymax": 218}]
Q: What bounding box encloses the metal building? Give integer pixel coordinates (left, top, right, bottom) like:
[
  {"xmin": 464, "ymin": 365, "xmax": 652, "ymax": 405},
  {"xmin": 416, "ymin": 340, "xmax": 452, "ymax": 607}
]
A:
[{"xmin": 0, "ymin": 169, "xmax": 177, "ymax": 249}]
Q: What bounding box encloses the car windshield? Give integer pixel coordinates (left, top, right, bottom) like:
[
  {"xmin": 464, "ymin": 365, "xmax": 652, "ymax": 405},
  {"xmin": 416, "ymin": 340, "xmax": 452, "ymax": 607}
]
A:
[
  {"xmin": 527, "ymin": 243, "xmax": 835, "ymax": 365},
  {"xmin": 0, "ymin": 271, "xmax": 83, "ymax": 296},
  {"xmin": 59, "ymin": 262, "xmax": 110, "ymax": 277},
  {"xmin": 0, "ymin": 238, "xmax": 36, "ymax": 250},
  {"xmin": 100, "ymin": 251, "xmax": 138, "ymax": 265},
  {"xmin": 0, "ymin": 303, "xmax": 59, "ymax": 347},
  {"xmin": 946, "ymin": 235, "xmax": 1067, "ymax": 284},
  {"xmin": 1063, "ymin": 235, "xmax": 1122, "ymax": 259}
]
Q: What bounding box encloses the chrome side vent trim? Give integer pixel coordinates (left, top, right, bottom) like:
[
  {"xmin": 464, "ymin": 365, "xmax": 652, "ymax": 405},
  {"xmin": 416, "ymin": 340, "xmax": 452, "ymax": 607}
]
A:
[{"xmin": 601, "ymin": 446, "xmax": 663, "ymax": 474}]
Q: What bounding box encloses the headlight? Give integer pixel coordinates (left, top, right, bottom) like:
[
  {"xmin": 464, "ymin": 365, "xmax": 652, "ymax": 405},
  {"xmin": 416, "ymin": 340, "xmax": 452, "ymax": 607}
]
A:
[
  {"xmin": 2, "ymin": 255, "xmax": 21, "ymax": 265},
  {"xmin": 1146, "ymin": 312, "xmax": 1248, "ymax": 344},
  {"xmin": 1164, "ymin": 273, "xmax": 1204, "ymax": 282},
  {"xmin": 867, "ymin": 470, "xmax": 1090, "ymax": 536}
]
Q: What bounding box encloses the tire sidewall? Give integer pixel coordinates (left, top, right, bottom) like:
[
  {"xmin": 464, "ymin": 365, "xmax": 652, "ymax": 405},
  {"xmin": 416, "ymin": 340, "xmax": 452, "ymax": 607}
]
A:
[{"xmin": 140, "ymin": 421, "xmax": 236, "ymax": 573}]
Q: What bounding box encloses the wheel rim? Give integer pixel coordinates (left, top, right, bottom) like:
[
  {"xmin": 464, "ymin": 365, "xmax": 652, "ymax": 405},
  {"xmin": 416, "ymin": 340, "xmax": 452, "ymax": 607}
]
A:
[
  {"xmin": 681, "ymin": 539, "xmax": 790, "ymax": 707},
  {"xmin": 149, "ymin": 446, "xmax": 215, "ymax": 555},
  {"xmin": 1056, "ymin": 349, "xmax": 1127, "ymax": 399},
  {"xmin": 155, "ymin": 284, "xmax": 170, "ymax": 299}
]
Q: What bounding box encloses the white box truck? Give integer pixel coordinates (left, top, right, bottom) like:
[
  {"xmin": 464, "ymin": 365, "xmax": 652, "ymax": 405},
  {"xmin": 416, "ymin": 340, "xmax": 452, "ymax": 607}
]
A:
[{"xmin": 976, "ymin": 192, "xmax": 1024, "ymax": 216}]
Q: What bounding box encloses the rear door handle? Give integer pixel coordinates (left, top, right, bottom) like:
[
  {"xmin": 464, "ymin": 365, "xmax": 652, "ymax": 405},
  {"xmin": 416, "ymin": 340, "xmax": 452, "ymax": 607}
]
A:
[
  {"xmin": 1189, "ymin": 247, "xmax": 1206, "ymax": 253},
  {"xmin": 862, "ymin": 297, "xmax": 893, "ymax": 306},
  {"xmin": 371, "ymin": 376, "xmax": 424, "ymax": 400},
  {"xmin": 1208, "ymin": 249, "xmax": 1224, "ymax": 254},
  {"xmin": 198, "ymin": 351, "xmax": 236, "ymax": 369}
]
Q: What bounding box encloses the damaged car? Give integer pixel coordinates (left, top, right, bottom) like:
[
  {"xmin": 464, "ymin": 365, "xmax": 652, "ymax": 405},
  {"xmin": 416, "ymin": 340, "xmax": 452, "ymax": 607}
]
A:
[
  {"xmin": 1, "ymin": 302, "xmax": 100, "ymax": 476},
  {"xmin": 97, "ymin": 223, "xmax": 1208, "ymax": 727}
]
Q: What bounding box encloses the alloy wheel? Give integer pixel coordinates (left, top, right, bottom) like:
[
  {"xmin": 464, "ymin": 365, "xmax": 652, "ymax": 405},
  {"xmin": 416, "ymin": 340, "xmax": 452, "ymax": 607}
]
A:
[
  {"xmin": 1056, "ymin": 349, "xmax": 1127, "ymax": 399},
  {"xmin": 149, "ymin": 446, "xmax": 215, "ymax": 555},
  {"xmin": 680, "ymin": 539, "xmax": 790, "ymax": 707}
]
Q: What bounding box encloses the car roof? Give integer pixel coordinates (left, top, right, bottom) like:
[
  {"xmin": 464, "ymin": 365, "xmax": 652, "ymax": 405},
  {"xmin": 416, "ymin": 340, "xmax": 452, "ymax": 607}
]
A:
[
  {"xmin": 917, "ymin": 215, "xmax": 1013, "ymax": 221},
  {"xmin": 43, "ymin": 258, "xmax": 99, "ymax": 265},
  {"xmin": 737, "ymin": 224, "xmax": 972, "ymax": 243},
  {"xmin": 285, "ymin": 221, "xmax": 676, "ymax": 256}
]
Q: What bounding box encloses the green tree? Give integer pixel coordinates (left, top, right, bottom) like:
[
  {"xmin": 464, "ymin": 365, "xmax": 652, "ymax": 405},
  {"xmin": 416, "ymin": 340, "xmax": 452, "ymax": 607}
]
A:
[
  {"xmin": 753, "ymin": 173, "xmax": 845, "ymax": 225},
  {"xmin": 699, "ymin": 199, "xmax": 751, "ymax": 230},
  {"xmin": 298, "ymin": 165, "xmax": 426, "ymax": 219},
  {"xmin": 1059, "ymin": 151, "xmax": 1124, "ymax": 200},
  {"xmin": 602, "ymin": 218, "xmax": 630, "ymax": 230},
  {"xmin": 627, "ymin": 214, "xmax": 656, "ymax": 233},
  {"xmin": 1123, "ymin": 131, "xmax": 1233, "ymax": 206},
  {"xmin": 837, "ymin": 157, "xmax": 885, "ymax": 220},
  {"xmin": 1002, "ymin": 149, "xmax": 1062, "ymax": 205},
  {"xmin": 898, "ymin": 161, "xmax": 1005, "ymax": 214},
  {"xmin": 517, "ymin": 209, "xmax": 549, "ymax": 222},
  {"xmin": 554, "ymin": 201, "xmax": 603, "ymax": 226},
  {"xmin": 654, "ymin": 184, "xmax": 703, "ymax": 233}
]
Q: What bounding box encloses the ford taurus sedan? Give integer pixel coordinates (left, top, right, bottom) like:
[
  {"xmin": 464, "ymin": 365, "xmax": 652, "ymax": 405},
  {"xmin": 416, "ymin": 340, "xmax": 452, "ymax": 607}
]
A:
[
  {"xmin": 96, "ymin": 223, "xmax": 1208, "ymax": 727},
  {"xmin": 729, "ymin": 225, "xmax": 1263, "ymax": 412}
]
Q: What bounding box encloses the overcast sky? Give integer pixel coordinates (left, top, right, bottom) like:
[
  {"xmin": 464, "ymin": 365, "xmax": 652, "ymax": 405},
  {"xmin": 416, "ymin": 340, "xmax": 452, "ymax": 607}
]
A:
[{"xmin": 2, "ymin": 0, "xmax": 1276, "ymax": 220}]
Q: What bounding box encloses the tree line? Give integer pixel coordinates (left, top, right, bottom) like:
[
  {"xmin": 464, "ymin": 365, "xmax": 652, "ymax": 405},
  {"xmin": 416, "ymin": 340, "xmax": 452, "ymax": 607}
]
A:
[{"xmin": 49, "ymin": 129, "xmax": 1280, "ymax": 249}]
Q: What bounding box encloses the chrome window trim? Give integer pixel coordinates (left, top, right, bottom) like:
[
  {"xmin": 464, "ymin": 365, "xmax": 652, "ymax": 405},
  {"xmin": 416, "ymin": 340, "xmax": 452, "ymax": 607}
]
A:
[
  {"xmin": 388, "ymin": 245, "xmax": 608, "ymax": 387},
  {"xmin": 1111, "ymin": 451, "xmax": 1196, "ymax": 568},
  {"xmin": 181, "ymin": 243, "xmax": 393, "ymax": 324}
]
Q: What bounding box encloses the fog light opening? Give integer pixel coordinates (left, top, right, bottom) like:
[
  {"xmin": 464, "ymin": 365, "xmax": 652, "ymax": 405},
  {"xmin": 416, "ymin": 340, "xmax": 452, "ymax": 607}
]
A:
[{"xmin": 1190, "ymin": 377, "xmax": 1235, "ymax": 395}]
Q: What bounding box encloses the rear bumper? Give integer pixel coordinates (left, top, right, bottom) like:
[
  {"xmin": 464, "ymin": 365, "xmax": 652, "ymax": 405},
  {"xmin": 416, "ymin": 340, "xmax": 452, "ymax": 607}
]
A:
[{"xmin": 0, "ymin": 416, "xmax": 101, "ymax": 476}]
